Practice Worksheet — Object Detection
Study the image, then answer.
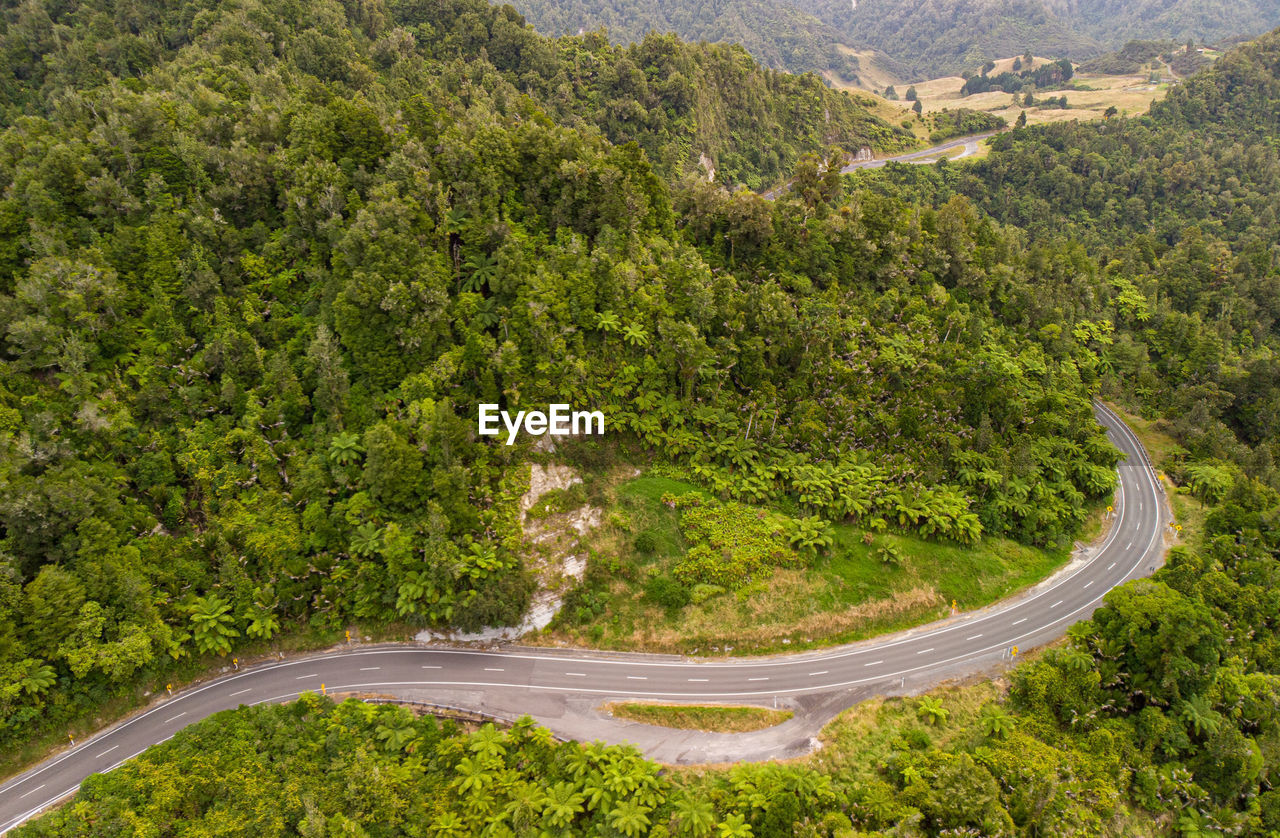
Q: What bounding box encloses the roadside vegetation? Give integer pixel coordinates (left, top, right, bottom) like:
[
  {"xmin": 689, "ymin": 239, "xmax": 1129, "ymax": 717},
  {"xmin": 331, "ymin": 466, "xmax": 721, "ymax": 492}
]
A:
[
  {"xmin": 5, "ymin": 0, "xmax": 1280, "ymax": 832},
  {"xmin": 538, "ymin": 475, "xmax": 1085, "ymax": 654},
  {"xmin": 0, "ymin": 0, "xmax": 1129, "ymax": 763},
  {"xmin": 606, "ymin": 702, "xmax": 793, "ymax": 733}
]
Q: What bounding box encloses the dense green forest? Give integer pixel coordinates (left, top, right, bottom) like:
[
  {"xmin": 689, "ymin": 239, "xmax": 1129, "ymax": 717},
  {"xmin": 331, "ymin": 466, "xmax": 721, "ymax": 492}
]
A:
[
  {"xmin": 508, "ymin": 0, "xmax": 1280, "ymax": 82},
  {"xmin": 853, "ymin": 28, "xmax": 1280, "ymax": 489},
  {"xmin": 19, "ymin": 470, "xmax": 1280, "ymax": 837},
  {"xmin": 506, "ymin": 0, "xmax": 871, "ymax": 82},
  {"xmin": 794, "ymin": 0, "xmax": 1280, "ymax": 78},
  {"xmin": 0, "ymin": 0, "xmax": 1120, "ymax": 757},
  {"xmin": 3, "ymin": 0, "xmax": 1280, "ymax": 832}
]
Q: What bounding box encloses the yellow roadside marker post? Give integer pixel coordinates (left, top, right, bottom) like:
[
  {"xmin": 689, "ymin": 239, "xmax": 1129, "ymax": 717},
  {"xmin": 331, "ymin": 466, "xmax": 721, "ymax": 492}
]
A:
[
  {"xmin": 68, "ymin": 732, "xmax": 75, "ymax": 746},
  {"xmin": 321, "ymin": 683, "xmax": 327, "ymax": 696},
  {"xmin": 233, "ymin": 658, "xmax": 238, "ymax": 671},
  {"xmin": 166, "ymin": 683, "xmax": 173, "ymax": 696},
  {"xmin": 1011, "ymin": 645, "xmax": 1019, "ymax": 658},
  {"xmin": 346, "ymin": 630, "xmax": 351, "ymax": 644}
]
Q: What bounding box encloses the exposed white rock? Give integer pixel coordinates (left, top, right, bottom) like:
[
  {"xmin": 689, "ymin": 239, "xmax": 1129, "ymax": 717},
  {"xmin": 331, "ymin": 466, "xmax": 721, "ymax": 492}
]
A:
[{"xmin": 418, "ymin": 462, "xmax": 599, "ymax": 644}]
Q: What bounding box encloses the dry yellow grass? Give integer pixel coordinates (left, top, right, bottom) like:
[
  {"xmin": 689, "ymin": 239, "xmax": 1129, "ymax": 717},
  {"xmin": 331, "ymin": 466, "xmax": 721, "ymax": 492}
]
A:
[
  {"xmin": 535, "ymin": 575, "xmax": 945, "ymax": 655},
  {"xmin": 828, "ymin": 55, "xmax": 1170, "ymax": 135},
  {"xmin": 910, "ymin": 66, "xmax": 1169, "ymax": 127},
  {"xmin": 832, "ymin": 45, "xmax": 906, "ymax": 93}
]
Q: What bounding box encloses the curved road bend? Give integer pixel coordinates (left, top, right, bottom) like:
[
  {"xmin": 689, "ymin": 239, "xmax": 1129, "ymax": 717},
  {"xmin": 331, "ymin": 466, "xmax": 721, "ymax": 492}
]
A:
[
  {"xmin": 761, "ymin": 131, "xmax": 999, "ymax": 199},
  {"xmin": 841, "ymin": 130, "xmax": 998, "ymax": 173},
  {"xmin": 0, "ymin": 403, "xmax": 1166, "ymax": 833}
]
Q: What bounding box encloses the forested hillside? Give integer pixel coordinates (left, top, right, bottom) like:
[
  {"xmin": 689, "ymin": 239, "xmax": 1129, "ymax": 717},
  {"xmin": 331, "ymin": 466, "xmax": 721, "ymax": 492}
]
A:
[
  {"xmin": 857, "ymin": 27, "xmax": 1280, "ymax": 484},
  {"xmin": 7, "ymin": 0, "xmax": 1280, "ymax": 833},
  {"xmin": 0, "ymin": 0, "xmax": 1122, "ymax": 755},
  {"xmin": 508, "ymin": 0, "xmax": 869, "ymax": 82},
  {"xmin": 794, "ymin": 0, "xmax": 1280, "ymax": 78},
  {"xmin": 21, "ymin": 27, "xmax": 1280, "ymax": 833},
  {"xmin": 513, "ymin": 0, "xmax": 1280, "ymax": 81}
]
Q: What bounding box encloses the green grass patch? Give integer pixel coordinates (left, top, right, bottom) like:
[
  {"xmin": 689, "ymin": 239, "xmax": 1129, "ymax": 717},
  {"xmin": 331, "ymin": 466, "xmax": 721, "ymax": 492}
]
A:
[
  {"xmin": 607, "ymin": 702, "xmax": 793, "ymax": 733},
  {"xmin": 539, "ymin": 474, "xmax": 1083, "ymax": 656}
]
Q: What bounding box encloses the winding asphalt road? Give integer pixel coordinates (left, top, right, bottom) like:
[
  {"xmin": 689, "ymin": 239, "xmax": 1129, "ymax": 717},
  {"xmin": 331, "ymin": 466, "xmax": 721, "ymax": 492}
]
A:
[
  {"xmin": 0, "ymin": 403, "xmax": 1166, "ymax": 833},
  {"xmin": 762, "ymin": 131, "xmax": 999, "ymax": 199},
  {"xmin": 841, "ymin": 130, "xmax": 998, "ymax": 172}
]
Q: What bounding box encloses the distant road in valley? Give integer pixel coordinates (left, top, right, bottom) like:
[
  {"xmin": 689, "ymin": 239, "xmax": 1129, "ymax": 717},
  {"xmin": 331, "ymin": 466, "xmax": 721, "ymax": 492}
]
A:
[
  {"xmin": 842, "ymin": 130, "xmax": 998, "ymax": 171},
  {"xmin": 761, "ymin": 131, "xmax": 999, "ymax": 199},
  {"xmin": 0, "ymin": 403, "xmax": 1168, "ymax": 833}
]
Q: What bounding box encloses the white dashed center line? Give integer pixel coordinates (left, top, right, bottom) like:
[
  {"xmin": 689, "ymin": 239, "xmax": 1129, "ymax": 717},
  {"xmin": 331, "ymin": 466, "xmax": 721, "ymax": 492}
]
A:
[
  {"xmin": 230, "ymin": 688, "xmax": 252, "ymax": 697},
  {"xmin": 422, "ymin": 665, "xmax": 441, "ymax": 669},
  {"xmin": 1107, "ymin": 562, "xmax": 1116, "ymax": 570},
  {"xmin": 1051, "ymin": 600, "xmax": 1063, "ymax": 608},
  {"xmin": 565, "ymin": 672, "xmax": 587, "ymax": 677},
  {"xmin": 484, "ymin": 668, "xmax": 504, "ymax": 672},
  {"xmin": 809, "ymin": 671, "xmax": 828, "ymax": 676},
  {"xmin": 748, "ymin": 677, "xmax": 768, "ymax": 681},
  {"xmin": 916, "ymin": 648, "xmax": 934, "ymax": 655},
  {"xmin": 296, "ymin": 674, "xmax": 318, "ymax": 680},
  {"xmin": 96, "ymin": 745, "xmax": 118, "ymax": 758},
  {"xmin": 967, "ymin": 634, "xmax": 983, "ymax": 640},
  {"xmin": 359, "ymin": 667, "xmax": 380, "ymax": 671},
  {"xmin": 18, "ymin": 784, "xmax": 45, "ymax": 799},
  {"xmin": 1012, "ymin": 618, "xmax": 1027, "ymax": 625},
  {"xmin": 165, "ymin": 712, "xmax": 186, "ymax": 724},
  {"xmin": 627, "ymin": 676, "xmax": 647, "ymax": 680}
]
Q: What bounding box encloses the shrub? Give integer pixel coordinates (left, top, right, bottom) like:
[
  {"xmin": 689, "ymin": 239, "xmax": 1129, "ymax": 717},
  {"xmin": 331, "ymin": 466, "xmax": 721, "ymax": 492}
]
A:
[
  {"xmin": 668, "ymin": 495, "xmax": 805, "ymax": 588},
  {"xmin": 690, "ymin": 583, "xmax": 726, "ymax": 604},
  {"xmin": 644, "ymin": 575, "xmax": 691, "ymax": 610}
]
